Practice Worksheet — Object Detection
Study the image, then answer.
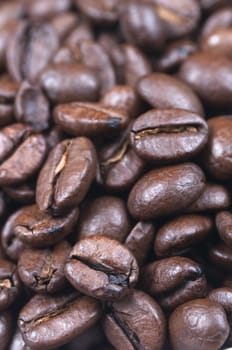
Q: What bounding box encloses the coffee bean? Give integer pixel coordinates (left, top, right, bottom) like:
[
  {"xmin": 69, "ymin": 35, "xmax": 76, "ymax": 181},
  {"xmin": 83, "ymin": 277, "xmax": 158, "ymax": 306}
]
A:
[
  {"xmin": 0, "ymin": 311, "xmax": 13, "ymax": 350},
  {"xmin": 18, "ymin": 241, "xmax": 71, "ymax": 293},
  {"xmin": 137, "ymin": 73, "xmax": 204, "ymax": 115},
  {"xmin": 74, "ymin": 0, "xmax": 119, "ymax": 25},
  {"xmin": 54, "ymin": 102, "xmax": 129, "ymax": 139},
  {"xmin": 7, "ymin": 21, "xmax": 59, "ymax": 83},
  {"xmin": 78, "ymin": 196, "xmax": 131, "ymax": 242},
  {"xmin": 64, "ymin": 19, "xmax": 94, "ymax": 47},
  {"xmin": 26, "ymin": 0, "xmax": 71, "ymax": 20},
  {"xmin": 208, "ymin": 241, "xmax": 232, "ymax": 272},
  {"xmin": 142, "ymin": 256, "xmax": 208, "ymax": 310},
  {"xmin": 216, "ymin": 211, "xmax": 232, "ymax": 246},
  {"xmin": 18, "ymin": 292, "xmax": 101, "ymax": 348},
  {"xmin": 130, "ymin": 109, "xmax": 208, "ymax": 162},
  {"xmin": 36, "ymin": 137, "xmax": 96, "ymax": 215},
  {"xmin": 14, "ymin": 204, "xmax": 79, "ymax": 248},
  {"xmin": 201, "ymin": 28, "xmax": 232, "ymax": 59},
  {"xmin": 128, "ymin": 163, "xmax": 205, "ymax": 220},
  {"xmin": 51, "ymin": 12, "xmax": 78, "ymax": 41},
  {"xmin": 4, "ymin": 182, "xmax": 35, "ymax": 204},
  {"xmin": 65, "ymin": 236, "xmax": 139, "ymax": 300},
  {"xmin": 0, "ymin": 258, "xmax": 21, "ymax": 311},
  {"xmin": 169, "ymin": 299, "xmax": 230, "ymax": 350},
  {"xmin": 0, "ymin": 75, "xmax": 19, "ymax": 126},
  {"xmin": 104, "ymin": 289, "xmax": 166, "ymax": 350},
  {"xmin": 8, "ymin": 328, "xmax": 31, "ymax": 350},
  {"xmin": 201, "ymin": 6, "xmax": 232, "ymax": 39}
]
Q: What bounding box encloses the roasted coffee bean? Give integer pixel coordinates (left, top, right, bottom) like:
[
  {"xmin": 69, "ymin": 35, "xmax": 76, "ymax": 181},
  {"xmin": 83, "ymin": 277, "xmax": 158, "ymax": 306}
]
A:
[
  {"xmin": 0, "ymin": 75, "xmax": 19, "ymax": 126},
  {"xmin": 208, "ymin": 241, "xmax": 232, "ymax": 272},
  {"xmin": 152, "ymin": 0, "xmax": 200, "ymax": 39},
  {"xmin": 200, "ymin": 0, "xmax": 231, "ymax": 11},
  {"xmin": 0, "ymin": 259, "xmax": 21, "ymax": 311},
  {"xmin": 201, "ymin": 28, "xmax": 232, "ymax": 59},
  {"xmin": 14, "ymin": 81, "xmax": 50, "ymax": 132},
  {"xmin": 104, "ymin": 289, "xmax": 166, "ymax": 350},
  {"xmin": 7, "ymin": 21, "xmax": 59, "ymax": 83},
  {"xmin": 65, "ymin": 237, "xmax": 139, "ymax": 300},
  {"xmin": 170, "ymin": 298, "xmax": 230, "ymax": 350},
  {"xmin": 26, "ymin": 0, "xmax": 71, "ymax": 20},
  {"xmin": 0, "ymin": 21, "xmax": 19, "ymax": 71},
  {"xmin": 216, "ymin": 211, "xmax": 232, "ymax": 246},
  {"xmin": 0, "ymin": 124, "xmax": 46, "ymax": 186},
  {"xmin": 128, "ymin": 163, "xmax": 205, "ymax": 220},
  {"xmin": 40, "ymin": 63, "xmax": 99, "ymax": 104},
  {"xmin": 64, "ymin": 19, "xmax": 94, "ymax": 47},
  {"xmin": 179, "ymin": 53, "xmax": 232, "ymax": 108},
  {"xmin": 154, "ymin": 215, "xmax": 213, "ymax": 257},
  {"xmin": 154, "ymin": 40, "xmax": 197, "ymax": 72},
  {"xmin": 202, "ymin": 116, "xmax": 232, "ymax": 180},
  {"xmin": 54, "ymin": 102, "xmax": 129, "ymax": 139},
  {"xmin": 78, "ymin": 196, "xmax": 131, "ymax": 242},
  {"xmin": 18, "ymin": 292, "xmax": 101, "ymax": 349},
  {"xmin": 0, "ymin": 311, "xmax": 13, "ymax": 350},
  {"xmin": 45, "ymin": 126, "xmax": 64, "ymax": 152},
  {"xmin": 201, "ymin": 6, "xmax": 232, "ymax": 39},
  {"xmin": 125, "ymin": 221, "xmax": 155, "ymax": 266},
  {"xmin": 8, "ymin": 328, "xmax": 31, "ymax": 350},
  {"xmin": 18, "ymin": 241, "xmax": 71, "ymax": 293},
  {"xmin": 74, "ymin": 0, "xmax": 119, "ymax": 25},
  {"xmin": 101, "ymin": 85, "xmax": 141, "ymax": 118},
  {"xmin": 185, "ymin": 183, "xmax": 231, "ymax": 213},
  {"xmin": 142, "ymin": 256, "xmax": 208, "ymax": 310},
  {"xmin": 36, "ymin": 137, "xmax": 96, "ymax": 215},
  {"xmin": 1, "ymin": 208, "xmax": 28, "ymax": 261},
  {"xmin": 4, "ymin": 182, "xmax": 35, "ymax": 204},
  {"xmin": 14, "ymin": 204, "xmax": 79, "ymax": 248},
  {"xmin": 51, "ymin": 12, "xmax": 78, "ymax": 41},
  {"xmin": 130, "ymin": 109, "xmax": 208, "ymax": 163},
  {"xmin": 0, "ymin": 2, "xmax": 24, "ymax": 28},
  {"xmin": 137, "ymin": 73, "xmax": 204, "ymax": 116},
  {"xmin": 119, "ymin": 1, "xmax": 165, "ymax": 51}
]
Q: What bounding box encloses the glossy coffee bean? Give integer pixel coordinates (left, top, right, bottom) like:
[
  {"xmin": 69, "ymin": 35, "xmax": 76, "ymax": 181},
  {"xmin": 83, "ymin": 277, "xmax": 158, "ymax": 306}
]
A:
[
  {"xmin": 0, "ymin": 259, "xmax": 21, "ymax": 311},
  {"xmin": 7, "ymin": 21, "xmax": 59, "ymax": 83},
  {"xmin": 18, "ymin": 292, "xmax": 101, "ymax": 349},
  {"xmin": 64, "ymin": 19, "xmax": 94, "ymax": 47},
  {"xmin": 51, "ymin": 12, "xmax": 78, "ymax": 41},
  {"xmin": 154, "ymin": 214, "xmax": 213, "ymax": 257},
  {"xmin": 169, "ymin": 299, "xmax": 230, "ymax": 350},
  {"xmin": 179, "ymin": 53, "xmax": 232, "ymax": 108},
  {"xmin": 137, "ymin": 73, "xmax": 204, "ymax": 116},
  {"xmin": 216, "ymin": 211, "xmax": 232, "ymax": 246},
  {"xmin": 208, "ymin": 241, "xmax": 232, "ymax": 272},
  {"xmin": 14, "ymin": 81, "xmax": 50, "ymax": 132},
  {"xmin": 202, "ymin": 116, "xmax": 232, "ymax": 180},
  {"xmin": 125, "ymin": 221, "xmax": 155, "ymax": 266},
  {"xmin": 36, "ymin": 137, "xmax": 96, "ymax": 215},
  {"xmin": 128, "ymin": 163, "xmax": 205, "ymax": 220},
  {"xmin": 75, "ymin": 0, "xmax": 119, "ymax": 25},
  {"xmin": 8, "ymin": 328, "xmax": 31, "ymax": 350},
  {"xmin": 18, "ymin": 241, "xmax": 71, "ymax": 294},
  {"xmin": 53, "ymin": 103, "xmax": 129, "ymax": 139},
  {"xmin": 201, "ymin": 6, "xmax": 232, "ymax": 39},
  {"xmin": 130, "ymin": 109, "xmax": 208, "ymax": 163},
  {"xmin": 0, "ymin": 75, "xmax": 19, "ymax": 126},
  {"xmin": 14, "ymin": 204, "xmax": 79, "ymax": 248},
  {"xmin": 142, "ymin": 256, "xmax": 208, "ymax": 310},
  {"xmin": 40, "ymin": 63, "xmax": 99, "ymax": 104},
  {"xmin": 0, "ymin": 311, "xmax": 13, "ymax": 350},
  {"xmin": 201, "ymin": 28, "xmax": 232, "ymax": 59},
  {"xmin": 26, "ymin": 0, "xmax": 71, "ymax": 20},
  {"xmin": 65, "ymin": 236, "xmax": 139, "ymax": 300},
  {"xmin": 4, "ymin": 182, "xmax": 35, "ymax": 204},
  {"xmin": 104, "ymin": 290, "xmax": 166, "ymax": 350},
  {"xmin": 78, "ymin": 196, "xmax": 131, "ymax": 242}
]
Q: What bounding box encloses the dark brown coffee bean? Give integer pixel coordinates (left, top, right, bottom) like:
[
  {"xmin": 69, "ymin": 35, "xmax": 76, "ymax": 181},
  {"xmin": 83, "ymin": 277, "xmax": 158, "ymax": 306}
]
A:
[
  {"xmin": 64, "ymin": 19, "xmax": 94, "ymax": 47},
  {"xmin": 185, "ymin": 183, "xmax": 231, "ymax": 213},
  {"xmin": 119, "ymin": 1, "xmax": 165, "ymax": 51},
  {"xmin": 201, "ymin": 6, "xmax": 232, "ymax": 39},
  {"xmin": 51, "ymin": 12, "xmax": 78, "ymax": 41},
  {"xmin": 128, "ymin": 163, "xmax": 206, "ymax": 220},
  {"xmin": 142, "ymin": 256, "xmax": 208, "ymax": 310},
  {"xmin": 208, "ymin": 287, "xmax": 232, "ymax": 345},
  {"xmin": 75, "ymin": 0, "xmax": 119, "ymax": 25},
  {"xmin": 40, "ymin": 63, "xmax": 99, "ymax": 104},
  {"xmin": 8, "ymin": 328, "xmax": 31, "ymax": 350},
  {"xmin": 208, "ymin": 241, "xmax": 232, "ymax": 272},
  {"xmin": 154, "ymin": 0, "xmax": 200, "ymax": 38},
  {"xmin": 216, "ymin": 211, "xmax": 232, "ymax": 246},
  {"xmin": 169, "ymin": 299, "xmax": 230, "ymax": 350},
  {"xmin": 26, "ymin": 0, "xmax": 71, "ymax": 20},
  {"xmin": 18, "ymin": 292, "xmax": 101, "ymax": 349},
  {"xmin": 7, "ymin": 21, "xmax": 59, "ymax": 83},
  {"xmin": 201, "ymin": 28, "xmax": 232, "ymax": 59},
  {"xmin": 0, "ymin": 259, "xmax": 21, "ymax": 311},
  {"xmin": 125, "ymin": 221, "xmax": 155, "ymax": 266},
  {"xmin": 130, "ymin": 109, "xmax": 208, "ymax": 163},
  {"xmin": 45, "ymin": 126, "xmax": 64, "ymax": 152},
  {"xmin": 14, "ymin": 204, "xmax": 79, "ymax": 248},
  {"xmin": 4, "ymin": 182, "xmax": 35, "ymax": 204},
  {"xmin": 65, "ymin": 237, "xmax": 139, "ymax": 300},
  {"xmin": 101, "ymin": 85, "xmax": 142, "ymax": 118},
  {"xmin": 54, "ymin": 102, "xmax": 129, "ymax": 138},
  {"xmin": 137, "ymin": 73, "xmax": 204, "ymax": 116},
  {"xmin": 179, "ymin": 53, "xmax": 232, "ymax": 108},
  {"xmin": 0, "ymin": 311, "xmax": 13, "ymax": 350},
  {"xmin": 104, "ymin": 290, "xmax": 166, "ymax": 350},
  {"xmin": 0, "ymin": 3, "xmax": 24, "ymax": 28},
  {"xmin": 36, "ymin": 137, "xmax": 96, "ymax": 215},
  {"xmin": 18, "ymin": 241, "xmax": 71, "ymax": 293},
  {"xmin": 14, "ymin": 81, "xmax": 50, "ymax": 132},
  {"xmin": 0, "ymin": 20, "xmax": 19, "ymax": 71},
  {"xmin": 1, "ymin": 209, "xmax": 28, "ymax": 261},
  {"xmin": 154, "ymin": 214, "xmax": 213, "ymax": 257},
  {"xmin": 78, "ymin": 196, "xmax": 131, "ymax": 242},
  {"xmin": 0, "ymin": 75, "xmax": 19, "ymax": 126},
  {"xmin": 202, "ymin": 116, "xmax": 232, "ymax": 180}
]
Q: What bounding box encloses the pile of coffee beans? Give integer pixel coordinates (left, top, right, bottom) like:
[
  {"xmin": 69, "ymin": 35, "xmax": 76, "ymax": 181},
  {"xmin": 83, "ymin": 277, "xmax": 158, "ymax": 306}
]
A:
[{"xmin": 1, "ymin": 0, "xmax": 232, "ymax": 349}]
